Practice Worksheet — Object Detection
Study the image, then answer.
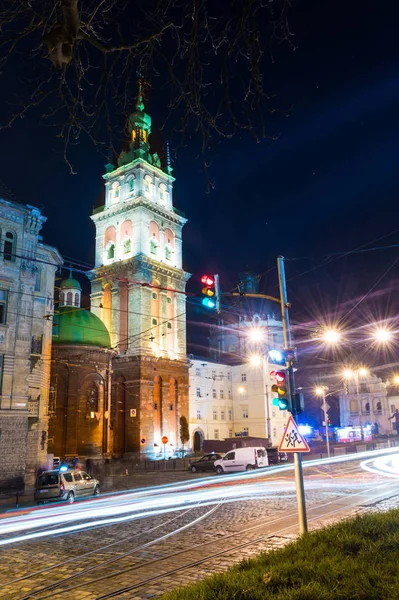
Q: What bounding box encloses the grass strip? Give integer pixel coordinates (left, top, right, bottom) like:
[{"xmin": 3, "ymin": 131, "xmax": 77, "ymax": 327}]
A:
[{"xmin": 161, "ymin": 509, "xmax": 399, "ymax": 600}]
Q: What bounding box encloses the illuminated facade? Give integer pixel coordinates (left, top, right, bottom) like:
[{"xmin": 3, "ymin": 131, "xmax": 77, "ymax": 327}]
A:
[
  {"xmin": 189, "ymin": 358, "xmax": 289, "ymax": 451},
  {"xmin": 90, "ymin": 85, "xmax": 190, "ymax": 458},
  {"xmin": 0, "ymin": 190, "xmax": 62, "ymax": 488}
]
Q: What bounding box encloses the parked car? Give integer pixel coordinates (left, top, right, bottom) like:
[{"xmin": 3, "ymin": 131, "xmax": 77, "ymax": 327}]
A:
[
  {"xmin": 188, "ymin": 453, "xmax": 224, "ymax": 472},
  {"xmin": 214, "ymin": 447, "xmax": 268, "ymax": 474},
  {"xmin": 266, "ymin": 447, "xmax": 288, "ymax": 465},
  {"xmin": 34, "ymin": 469, "xmax": 100, "ymax": 504}
]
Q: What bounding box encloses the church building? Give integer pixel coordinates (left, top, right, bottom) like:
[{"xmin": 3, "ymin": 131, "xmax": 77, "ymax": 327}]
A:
[{"xmin": 89, "ymin": 84, "xmax": 190, "ymax": 458}]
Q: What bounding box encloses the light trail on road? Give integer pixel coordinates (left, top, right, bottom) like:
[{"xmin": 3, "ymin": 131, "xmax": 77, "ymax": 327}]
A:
[{"xmin": 0, "ymin": 447, "xmax": 398, "ymax": 547}]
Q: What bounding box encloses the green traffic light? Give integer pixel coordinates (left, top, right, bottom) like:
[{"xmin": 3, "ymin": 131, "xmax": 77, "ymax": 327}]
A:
[{"xmin": 272, "ymin": 397, "xmax": 289, "ymax": 410}]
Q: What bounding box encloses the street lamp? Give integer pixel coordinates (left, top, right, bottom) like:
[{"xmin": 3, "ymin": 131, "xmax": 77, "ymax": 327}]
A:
[
  {"xmin": 323, "ymin": 328, "xmax": 341, "ymax": 344},
  {"xmin": 342, "ymin": 367, "xmax": 369, "ymax": 441},
  {"xmin": 248, "ymin": 353, "xmax": 262, "ymax": 367},
  {"xmin": 373, "ymin": 328, "xmax": 393, "ymax": 344},
  {"xmin": 393, "ymin": 375, "xmax": 399, "ymax": 386},
  {"xmin": 248, "ymin": 328, "xmax": 263, "ymax": 343},
  {"xmin": 314, "ymin": 386, "xmax": 331, "ymax": 458}
]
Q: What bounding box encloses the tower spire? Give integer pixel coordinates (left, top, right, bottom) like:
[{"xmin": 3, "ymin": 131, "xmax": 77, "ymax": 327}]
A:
[{"xmin": 136, "ymin": 78, "xmax": 145, "ymax": 112}]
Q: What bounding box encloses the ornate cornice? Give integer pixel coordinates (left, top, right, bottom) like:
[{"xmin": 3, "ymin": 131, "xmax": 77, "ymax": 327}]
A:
[
  {"xmin": 89, "ymin": 253, "xmax": 191, "ymax": 285},
  {"xmin": 91, "ymin": 195, "xmax": 186, "ymax": 227}
]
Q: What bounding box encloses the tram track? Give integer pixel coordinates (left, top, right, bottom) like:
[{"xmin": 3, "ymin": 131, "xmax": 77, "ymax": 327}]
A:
[{"xmin": 16, "ymin": 476, "xmax": 399, "ymax": 600}]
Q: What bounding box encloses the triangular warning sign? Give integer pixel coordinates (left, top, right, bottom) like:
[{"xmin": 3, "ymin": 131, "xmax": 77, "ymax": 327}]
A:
[{"xmin": 279, "ymin": 415, "xmax": 310, "ymax": 453}]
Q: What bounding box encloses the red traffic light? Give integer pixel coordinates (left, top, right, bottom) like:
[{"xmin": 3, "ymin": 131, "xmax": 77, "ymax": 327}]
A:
[
  {"xmin": 270, "ymin": 370, "xmax": 286, "ymax": 384},
  {"xmin": 201, "ymin": 274, "xmax": 214, "ymax": 287}
]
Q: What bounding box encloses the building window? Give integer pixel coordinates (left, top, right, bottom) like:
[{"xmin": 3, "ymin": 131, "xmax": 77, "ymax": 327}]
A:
[
  {"xmin": 227, "ymin": 372, "xmax": 231, "ymax": 381},
  {"xmin": 214, "ymin": 429, "xmax": 219, "ymax": 440},
  {"xmin": 196, "ymin": 387, "xmax": 201, "ymax": 398},
  {"xmin": 159, "ymin": 183, "xmax": 167, "ymax": 203},
  {"xmin": 360, "ymin": 384, "xmax": 370, "ymax": 394},
  {"xmin": 165, "ymin": 246, "xmax": 172, "ymax": 261},
  {"xmin": 364, "ymin": 402, "xmax": 370, "ymax": 414},
  {"xmin": 152, "ymin": 318, "xmax": 158, "ymax": 325},
  {"xmin": 213, "ymin": 409, "xmax": 218, "ymax": 420},
  {"xmin": 167, "ymin": 322, "xmax": 172, "ymax": 329},
  {"xmin": 196, "ymin": 409, "xmax": 201, "ymax": 419},
  {"xmin": 123, "ymin": 238, "xmax": 131, "ymax": 254},
  {"xmin": 154, "ymin": 402, "xmax": 158, "ymax": 410},
  {"xmin": 228, "ymin": 389, "xmax": 231, "ymax": 399},
  {"xmin": 220, "ymin": 389, "xmax": 224, "ymax": 399},
  {"xmin": 212, "ymin": 370, "xmax": 216, "ymax": 379},
  {"xmin": 228, "ymin": 409, "xmax": 233, "ymax": 421},
  {"xmin": 3, "ymin": 232, "xmax": 15, "ymax": 262},
  {"xmin": 212, "ymin": 389, "xmax": 217, "ymax": 399},
  {"xmin": 66, "ymin": 291, "xmax": 73, "ymax": 306},
  {"xmin": 196, "ymin": 368, "xmax": 201, "ymax": 376},
  {"xmin": 376, "ymin": 401, "xmax": 382, "ymax": 413},
  {"xmin": 273, "ymin": 428, "xmax": 277, "ymax": 438},
  {"xmin": 152, "ymin": 292, "xmax": 158, "ymax": 300},
  {"xmin": 0, "ymin": 290, "xmax": 8, "ymax": 324},
  {"xmin": 150, "ymin": 240, "xmax": 157, "ymax": 255},
  {"xmin": 107, "ymin": 243, "xmax": 115, "ymax": 260},
  {"xmin": 34, "ymin": 267, "xmax": 41, "ymax": 292},
  {"xmin": 170, "ymin": 403, "xmax": 174, "ymax": 411},
  {"xmin": 242, "ymin": 408, "xmax": 249, "ymax": 419},
  {"xmin": 144, "ymin": 175, "xmax": 152, "ymax": 197},
  {"xmin": 221, "ymin": 410, "xmax": 225, "ymax": 420},
  {"xmin": 243, "ymin": 427, "xmax": 249, "ymax": 436},
  {"xmin": 167, "ymin": 297, "xmax": 172, "ymax": 304},
  {"xmin": 31, "ymin": 335, "xmax": 43, "ymax": 354},
  {"xmin": 241, "ymin": 373, "xmax": 247, "ymax": 382},
  {"xmin": 0, "ymin": 355, "xmax": 4, "ymax": 394},
  {"xmin": 129, "ymin": 179, "xmax": 134, "ymax": 192}
]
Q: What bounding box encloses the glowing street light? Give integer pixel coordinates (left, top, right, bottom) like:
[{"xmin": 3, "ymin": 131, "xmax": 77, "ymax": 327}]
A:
[
  {"xmin": 323, "ymin": 329, "xmax": 341, "ymax": 344},
  {"xmin": 248, "ymin": 354, "xmax": 262, "ymax": 367},
  {"xmin": 248, "ymin": 328, "xmax": 263, "ymax": 342},
  {"xmin": 373, "ymin": 328, "xmax": 393, "ymax": 343},
  {"xmin": 358, "ymin": 367, "xmax": 368, "ymax": 377},
  {"xmin": 393, "ymin": 375, "xmax": 399, "ymax": 386},
  {"xmin": 238, "ymin": 386, "xmax": 245, "ymax": 394},
  {"xmin": 343, "ymin": 368, "xmax": 353, "ymax": 379},
  {"xmin": 315, "ymin": 386, "xmax": 325, "ymax": 396}
]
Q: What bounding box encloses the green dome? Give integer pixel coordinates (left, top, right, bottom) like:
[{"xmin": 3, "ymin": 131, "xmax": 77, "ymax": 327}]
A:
[
  {"xmin": 53, "ymin": 307, "xmax": 110, "ymax": 348},
  {"xmin": 60, "ymin": 278, "xmax": 82, "ymax": 290}
]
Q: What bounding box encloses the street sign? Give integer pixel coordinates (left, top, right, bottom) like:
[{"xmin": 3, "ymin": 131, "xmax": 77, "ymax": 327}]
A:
[
  {"xmin": 279, "ymin": 415, "xmax": 310, "ymax": 453},
  {"xmin": 162, "ymin": 436, "xmax": 168, "ymax": 444},
  {"xmin": 130, "ymin": 409, "xmax": 137, "ymax": 417},
  {"xmin": 141, "ymin": 438, "xmax": 146, "ymax": 444}
]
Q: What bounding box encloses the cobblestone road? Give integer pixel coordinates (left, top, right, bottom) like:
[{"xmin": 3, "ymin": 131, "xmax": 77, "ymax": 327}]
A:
[{"xmin": 0, "ymin": 457, "xmax": 398, "ymax": 600}]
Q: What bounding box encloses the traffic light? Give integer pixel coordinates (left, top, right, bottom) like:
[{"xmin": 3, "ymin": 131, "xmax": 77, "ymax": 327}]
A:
[
  {"xmin": 201, "ymin": 274, "xmax": 220, "ymax": 311},
  {"xmin": 270, "ymin": 370, "xmax": 290, "ymax": 411},
  {"xmin": 268, "ymin": 349, "xmax": 286, "ymax": 366}
]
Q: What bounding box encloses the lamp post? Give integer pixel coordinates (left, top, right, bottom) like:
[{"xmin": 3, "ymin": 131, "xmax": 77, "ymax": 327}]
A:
[
  {"xmin": 343, "ymin": 367, "xmax": 368, "ymax": 441},
  {"xmin": 315, "ymin": 386, "xmax": 331, "ymax": 458}
]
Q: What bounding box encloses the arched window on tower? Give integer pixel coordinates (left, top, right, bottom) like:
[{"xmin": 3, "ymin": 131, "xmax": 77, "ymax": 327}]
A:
[
  {"xmin": 149, "ymin": 221, "xmax": 160, "ymax": 257},
  {"xmin": 120, "ymin": 220, "xmax": 132, "ymax": 257},
  {"xmin": 104, "ymin": 226, "xmax": 116, "ymax": 263},
  {"xmin": 164, "ymin": 228, "xmax": 175, "ymax": 264},
  {"xmin": 144, "ymin": 175, "xmax": 153, "ymax": 198},
  {"xmin": 66, "ymin": 291, "xmax": 73, "ymax": 306},
  {"xmin": 3, "ymin": 231, "xmax": 16, "ymax": 262},
  {"xmin": 128, "ymin": 178, "xmax": 135, "ymax": 193},
  {"xmin": 74, "ymin": 293, "xmax": 79, "ymax": 307},
  {"xmin": 59, "ymin": 292, "xmax": 65, "ymax": 305},
  {"xmin": 110, "ymin": 181, "xmax": 120, "ymax": 203}
]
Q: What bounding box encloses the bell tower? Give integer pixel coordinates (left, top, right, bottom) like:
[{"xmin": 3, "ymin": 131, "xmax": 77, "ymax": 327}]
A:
[{"xmin": 90, "ymin": 83, "xmax": 190, "ymax": 458}]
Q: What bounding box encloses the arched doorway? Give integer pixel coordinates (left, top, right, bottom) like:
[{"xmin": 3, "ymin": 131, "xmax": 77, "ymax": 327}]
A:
[{"xmin": 193, "ymin": 430, "xmax": 203, "ymax": 452}]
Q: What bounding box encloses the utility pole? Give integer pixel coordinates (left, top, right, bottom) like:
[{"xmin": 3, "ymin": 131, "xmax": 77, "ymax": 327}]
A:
[{"xmin": 277, "ymin": 256, "xmax": 308, "ymax": 535}]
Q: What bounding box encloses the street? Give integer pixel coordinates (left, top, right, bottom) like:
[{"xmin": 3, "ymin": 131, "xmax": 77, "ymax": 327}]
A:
[{"xmin": 0, "ymin": 448, "xmax": 398, "ymax": 600}]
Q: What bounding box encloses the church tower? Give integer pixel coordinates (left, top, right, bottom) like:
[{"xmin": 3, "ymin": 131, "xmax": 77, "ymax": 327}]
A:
[{"xmin": 90, "ymin": 83, "xmax": 190, "ymax": 458}]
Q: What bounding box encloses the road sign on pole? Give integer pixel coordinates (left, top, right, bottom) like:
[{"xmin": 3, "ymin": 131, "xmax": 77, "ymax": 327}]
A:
[
  {"xmin": 279, "ymin": 415, "xmax": 310, "ymax": 453},
  {"xmin": 277, "ymin": 255, "xmax": 308, "ymax": 535}
]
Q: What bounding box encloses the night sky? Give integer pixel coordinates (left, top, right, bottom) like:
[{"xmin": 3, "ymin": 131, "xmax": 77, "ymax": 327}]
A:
[{"xmin": 1, "ymin": 0, "xmax": 399, "ymax": 376}]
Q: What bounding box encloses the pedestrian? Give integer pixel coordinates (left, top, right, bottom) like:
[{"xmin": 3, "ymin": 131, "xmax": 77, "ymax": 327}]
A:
[
  {"xmin": 86, "ymin": 458, "xmax": 93, "ymax": 476},
  {"xmin": 388, "ymin": 409, "xmax": 399, "ymax": 433}
]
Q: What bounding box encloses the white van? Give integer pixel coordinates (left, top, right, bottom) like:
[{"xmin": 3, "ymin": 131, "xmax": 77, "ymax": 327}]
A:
[{"xmin": 214, "ymin": 447, "xmax": 268, "ymax": 474}]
